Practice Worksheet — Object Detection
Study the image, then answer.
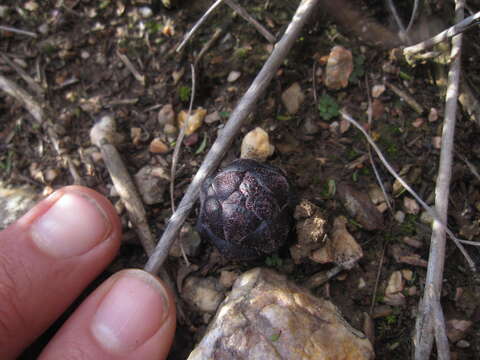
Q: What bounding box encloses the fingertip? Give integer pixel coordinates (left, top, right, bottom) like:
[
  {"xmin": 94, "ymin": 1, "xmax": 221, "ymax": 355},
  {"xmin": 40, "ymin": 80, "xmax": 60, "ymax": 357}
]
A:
[{"xmin": 41, "ymin": 269, "xmax": 176, "ymax": 360}]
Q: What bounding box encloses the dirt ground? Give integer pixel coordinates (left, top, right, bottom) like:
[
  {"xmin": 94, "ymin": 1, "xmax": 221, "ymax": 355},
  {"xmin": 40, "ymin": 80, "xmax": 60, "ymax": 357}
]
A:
[{"xmin": 2, "ymin": 1, "xmax": 480, "ymax": 359}]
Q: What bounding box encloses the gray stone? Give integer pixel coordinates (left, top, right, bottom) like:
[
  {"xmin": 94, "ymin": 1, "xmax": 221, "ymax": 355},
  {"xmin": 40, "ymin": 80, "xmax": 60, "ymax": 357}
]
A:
[{"xmin": 134, "ymin": 165, "xmax": 169, "ymax": 205}]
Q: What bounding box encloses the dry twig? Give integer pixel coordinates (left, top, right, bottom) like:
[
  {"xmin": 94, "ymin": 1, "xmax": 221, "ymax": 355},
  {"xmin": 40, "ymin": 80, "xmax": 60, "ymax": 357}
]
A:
[
  {"xmin": 0, "ymin": 25, "xmax": 37, "ymax": 38},
  {"xmin": 340, "ymin": 111, "xmax": 475, "ymax": 272},
  {"xmin": 414, "ymin": 1, "xmax": 466, "ymax": 358},
  {"xmin": 225, "ymin": 0, "xmax": 276, "ymax": 43},
  {"xmin": 170, "ymin": 65, "xmax": 196, "ymax": 213},
  {"xmin": 145, "ymin": 0, "xmax": 321, "ymax": 274},
  {"xmin": 176, "ymin": 0, "xmax": 226, "ymax": 52},
  {"xmin": 385, "ymin": 80, "xmax": 424, "ymax": 114},
  {"xmin": 403, "ymin": 10, "xmax": 480, "ymax": 57},
  {"xmin": 0, "ymin": 53, "xmax": 45, "ymax": 96},
  {"xmin": 90, "ymin": 116, "xmax": 155, "ymax": 255},
  {"xmin": 0, "ymin": 74, "xmax": 83, "ymax": 185},
  {"xmin": 116, "ymin": 49, "xmax": 145, "ymax": 85}
]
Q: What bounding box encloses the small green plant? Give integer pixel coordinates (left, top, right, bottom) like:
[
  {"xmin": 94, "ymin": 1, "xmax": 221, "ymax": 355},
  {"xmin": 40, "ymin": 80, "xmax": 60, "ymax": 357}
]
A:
[
  {"xmin": 318, "ymin": 94, "xmax": 339, "ymax": 121},
  {"xmin": 270, "ymin": 331, "xmax": 282, "ymax": 342},
  {"xmin": 321, "ymin": 179, "xmax": 336, "ymax": 198},
  {"xmin": 178, "ymin": 86, "xmax": 191, "ymax": 102},
  {"xmin": 385, "ymin": 314, "xmax": 397, "ymax": 325},
  {"xmin": 349, "ymin": 55, "xmax": 365, "ymax": 83},
  {"xmin": 99, "ymin": 0, "xmax": 111, "ymax": 10},
  {"xmin": 145, "ymin": 21, "xmax": 162, "ymax": 35},
  {"xmin": 265, "ymin": 254, "xmax": 283, "ymax": 267}
]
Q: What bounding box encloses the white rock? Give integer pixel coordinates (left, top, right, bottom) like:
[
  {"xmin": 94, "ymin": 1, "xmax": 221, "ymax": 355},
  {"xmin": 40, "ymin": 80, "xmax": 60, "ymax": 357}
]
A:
[
  {"xmin": 183, "ymin": 276, "xmax": 225, "ymax": 313},
  {"xmin": 0, "ymin": 6, "xmax": 8, "ymax": 18},
  {"xmin": 240, "ymin": 127, "xmax": 274, "ymax": 161},
  {"xmin": 403, "ymin": 197, "xmax": 420, "ymax": 215},
  {"xmin": 139, "ymin": 6, "xmax": 153, "ymax": 18},
  {"xmin": 227, "ymin": 71, "xmax": 241, "ymax": 82},
  {"xmin": 394, "ymin": 210, "xmax": 405, "ymax": 223},
  {"xmin": 428, "ymin": 107, "xmax": 439, "ymax": 122},
  {"xmin": 281, "ymin": 82, "xmax": 305, "ymax": 114},
  {"xmin": 371, "ymin": 84, "xmax": 386, "ymax": 98}
]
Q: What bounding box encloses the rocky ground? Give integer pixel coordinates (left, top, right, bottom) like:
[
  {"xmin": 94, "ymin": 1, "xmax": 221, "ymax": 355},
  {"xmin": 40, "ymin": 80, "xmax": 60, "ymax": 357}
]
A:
[{"xmin": 2, "ymin": 0, "xmax": 480, "ymax": 359}]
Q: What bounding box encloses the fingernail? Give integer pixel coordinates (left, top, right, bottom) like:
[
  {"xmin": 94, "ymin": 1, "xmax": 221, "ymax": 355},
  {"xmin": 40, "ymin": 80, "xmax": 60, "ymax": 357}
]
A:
[
  {"xmin": 91, "ymin": 270, "xmax": 170, "ymax": 353},
  {"xmin": 31, "ymin": 191, "xmax": 111, "ymax": 258}
]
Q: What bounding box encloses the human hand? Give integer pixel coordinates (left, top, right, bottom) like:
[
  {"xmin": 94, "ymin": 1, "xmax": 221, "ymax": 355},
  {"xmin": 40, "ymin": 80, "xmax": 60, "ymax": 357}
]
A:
[{"xmin": 0, "ymin": 186, "xmax": 176, "ymax": 359}]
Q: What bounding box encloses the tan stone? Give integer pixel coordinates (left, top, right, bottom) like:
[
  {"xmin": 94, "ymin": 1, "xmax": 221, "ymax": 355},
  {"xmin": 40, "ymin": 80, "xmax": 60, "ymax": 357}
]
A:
[{"xmin": 188, "ymin": 268, "xmax": 374, "ymax": 360}]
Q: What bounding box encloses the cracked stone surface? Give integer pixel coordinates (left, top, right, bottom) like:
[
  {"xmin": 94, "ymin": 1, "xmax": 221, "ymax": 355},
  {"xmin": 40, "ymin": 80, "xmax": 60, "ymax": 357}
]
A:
[{"xmin": 188, "ymin": 268, "xmax": 374, "ymax": 360}]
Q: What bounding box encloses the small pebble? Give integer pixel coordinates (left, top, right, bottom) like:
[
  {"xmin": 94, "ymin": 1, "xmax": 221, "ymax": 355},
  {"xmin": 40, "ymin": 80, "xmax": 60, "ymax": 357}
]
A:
[
  {"xmin": 205, "ymin": 111, "xmax": 221, "ymax": 124},
  {"xmin": 394, "ymin": 210, "xmax": 405, "ymax": 223},
  {"xmin": 403, "ymin": 197, "xmax": 420, "ymax": 215},
  {"xmin": 240, "ymin": 127, "xmax": 274, "ymax": 161},
  {"xmin": 428, "ymin": 107, "xmax": 439, "ymax": 122},
  {"xmin": 149, "ymin": 138, "xmax": 169, "ymax": 154},
  {"xmin": 371, "ymin": 84, "xmax": 386, "ymax": 98},
  {"xmin": 281, "ymin": 82, "xmax": 305, "ymax": 114},
  {"xmin": 177, "ymin": 108, "xmax": 207, "ymax": 135},
  {"xmin": 456, "ymin": 340, "xmax": 470, "ymax": 349},
  {"xmin": 158, "ymin": 104, "xmax": 175, "ymax": 126},
  {"xmin": 24, "ymin": 1, "xmax": 39, "ymax": 11},
  {"xmin": 139, "ymin": 6, "xmax": 153, "ymax": 18},
  {"xmin": 227, "ymin": 71, "xmax": 241, "ymax": 83}
]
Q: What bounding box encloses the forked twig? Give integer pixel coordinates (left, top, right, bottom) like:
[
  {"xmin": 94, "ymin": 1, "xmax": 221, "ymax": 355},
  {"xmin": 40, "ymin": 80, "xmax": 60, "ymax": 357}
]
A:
[
  {"xmin": 145, "ymin": 0, "xmax": 321, "ymax": 274},
  {"xmin": 176, "ymin": 0, "xmax": 226, "ymax": 52},
  {"xmin": 414, "ymin": 1, "xmax": 466, "ymax": 358},
  {"xmin": 225, "ymin": 0, "xmax": 276, "ymax": 43},
  {"xmin": 403, "ymin": 11, "xmax": 480, "ymax": 57}
]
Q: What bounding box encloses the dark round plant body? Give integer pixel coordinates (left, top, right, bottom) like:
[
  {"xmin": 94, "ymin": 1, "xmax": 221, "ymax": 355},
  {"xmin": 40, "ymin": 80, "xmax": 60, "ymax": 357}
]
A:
[{"xmin": 197, "ymin": 159, "xmax": 294, "ymax": 260}]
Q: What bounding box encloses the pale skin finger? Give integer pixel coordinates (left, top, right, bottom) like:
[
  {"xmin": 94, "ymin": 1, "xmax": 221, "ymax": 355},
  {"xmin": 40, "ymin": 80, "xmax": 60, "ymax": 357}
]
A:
[
  {"xmin": 39, "ymin": 269, "xmax": 176, "ymax": 360},
  {"xmin": 0, "ymin": 186, "xmax": 121, "ymax": 359}
]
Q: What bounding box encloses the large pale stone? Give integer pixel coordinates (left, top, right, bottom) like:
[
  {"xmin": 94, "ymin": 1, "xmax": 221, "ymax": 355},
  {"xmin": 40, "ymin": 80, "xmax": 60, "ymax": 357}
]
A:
[
  {"xmin": 188, "ymin": 268, "xmax": 374, "ymax": 360},
  {"xmin": 0, "ymin": 183, "xmax": 38, "ymax": 230}
]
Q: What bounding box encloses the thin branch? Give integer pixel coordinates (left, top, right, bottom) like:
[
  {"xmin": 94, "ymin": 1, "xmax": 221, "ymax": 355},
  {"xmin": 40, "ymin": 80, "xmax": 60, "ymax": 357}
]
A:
[
  {"xmin": 90, "ymin": 116, "xmax": 156, "ymax": 255},
  {"xmin": 386, "ymin": 0, "xmax": 412, "ymax": 44},
  {"xmin": 385, "ymin": 80, "xmax": 424, "ymax": 114},
  {"xmin": 176, "ymin": 0, "xmax": 226, "ymax": 53},
  {"xmin": 194, "ymin": 27, "xmax": 225, "ymax": 67},
  {"xmin": 116, "ymin": 49, "xmax": 145, "ymax": 85},
  {"xmin": 340, "ymin": 111, "xmax": 476, "ymax": 272},
  {"xmin": 0, "ymin": 25, "xmax": 37, "ymax": 38},
  {"xmin": 415, "ymin": 1, "xmax": 465, "ymax": 358},
  {"xmin": 0, "ymin": 53, "xmax": 45, "ymax": 96},
  {"xmin": 0, "ymin": 74, "xmax": 44, "ymax": 123},
  {"xmin": 405, "ymin": 0, "xmax": 420, "ymax": 35},
  {"xmin": 225, "ymin": 0, "xmax": 276, "ymax": 43},
  {"xmin": 366, "ymin": 77, "xmax": 393, "ymax": 212},
  {"xmin": 403, "ymin": 11, "xmax": 480, "ymax": 57},
  {"xmin": 145, "ymin": 0, "xmax": 321, "ymax": 274}
]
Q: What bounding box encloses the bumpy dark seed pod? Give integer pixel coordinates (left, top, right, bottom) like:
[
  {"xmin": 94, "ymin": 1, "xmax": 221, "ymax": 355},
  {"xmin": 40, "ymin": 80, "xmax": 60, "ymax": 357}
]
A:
[{"xmin": 197, "ymin": 159, "xmax": 294, "ymax": 259}]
